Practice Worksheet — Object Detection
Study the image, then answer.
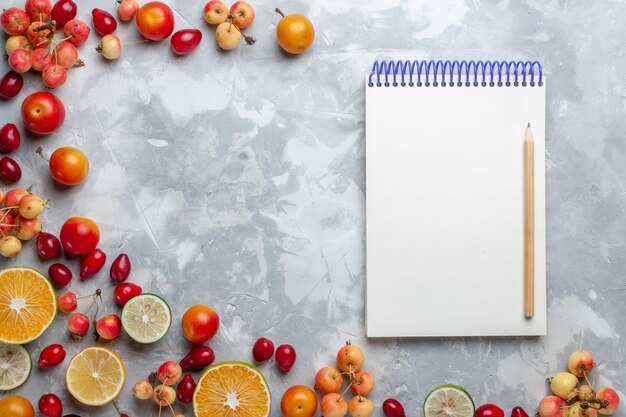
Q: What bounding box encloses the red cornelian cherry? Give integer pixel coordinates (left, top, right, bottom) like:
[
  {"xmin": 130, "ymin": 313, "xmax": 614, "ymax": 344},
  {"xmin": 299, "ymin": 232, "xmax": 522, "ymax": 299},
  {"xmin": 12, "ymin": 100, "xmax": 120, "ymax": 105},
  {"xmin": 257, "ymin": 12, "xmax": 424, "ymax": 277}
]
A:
[
  {"xmin": 92, "ymin": 8, "xmax": 117, "ymax": 36},
  {"xmin": 170, "ymin": 29, "xmax": 202, "ymax": 56},
  {"xmin": 110, "ymin": 253, "xmax": 131, "ymax": 282},
  {"xmin": 57, "ymin": 291, "xmax": 77, "ymax": 313},
  {"xmin": 180, "ymin": 345, "xmax": 215, "ymax": 371},
  {"xmin": 176, "ymin": 374, "xmax": 196, "ymax": 404},
  {"xmin": 38, "ymin": 344, "xmax": 66, "ymax": 368},
  {"xmin": 51, "ymin": 0, "xmax": 77, "ymax": 27},
  {"xmin": 80, "ymin": 248, "xmax": 106, "ymax": 279},
  {"xmin": 114, "ymin": 282, "xmax": 142, "ymax": 305},
  {"xmin": 37, "ymin": 232, "xmax": 61, "ymax": 259},
  {"xmin": 275, "ymin": 344, "xmax": 296, "ymax": 373},
  {"xmin": 0, "ymin": 71, "xmax": 24, "ymax": 99},
  {"xmin": 49, "ymin": 263, "xmax": 72, "ymax": 287},
  {"xmin": 252, "ymin": 337, "xmax": 274, "ymax": 363},
  {"xmin": 39, "ymin": 393, "xmax": 63, "ymax": 417},
  {"xmin": 382, "ymin": 398, "xmax": 406, "ymax": 417},
  {"xmin": 0, "ymin": 123, "xmax": 21, "ymax": 153},
  {"xmin": 67, "ymin": 312, "xmax": 89, "ymax": 336},
  {"xmin": 0, "ymin": 156, "xmax": 22, "ymax": 182}
]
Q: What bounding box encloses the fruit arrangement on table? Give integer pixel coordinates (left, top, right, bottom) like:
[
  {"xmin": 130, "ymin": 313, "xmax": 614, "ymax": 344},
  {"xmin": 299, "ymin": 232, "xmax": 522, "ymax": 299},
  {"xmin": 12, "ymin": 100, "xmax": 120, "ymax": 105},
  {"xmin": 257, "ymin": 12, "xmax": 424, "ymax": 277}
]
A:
[{"xmin": 0, "ymin": 1, "xmax": 621, "ymax": 417}]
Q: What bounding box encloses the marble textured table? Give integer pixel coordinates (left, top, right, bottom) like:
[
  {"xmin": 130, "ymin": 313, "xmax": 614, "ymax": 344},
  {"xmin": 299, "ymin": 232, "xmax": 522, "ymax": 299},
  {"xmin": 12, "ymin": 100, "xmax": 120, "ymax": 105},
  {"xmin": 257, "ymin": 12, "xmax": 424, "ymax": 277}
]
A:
[{"xmin": 1, "ymin": 0, "xmax": 625, "ymax": 415}]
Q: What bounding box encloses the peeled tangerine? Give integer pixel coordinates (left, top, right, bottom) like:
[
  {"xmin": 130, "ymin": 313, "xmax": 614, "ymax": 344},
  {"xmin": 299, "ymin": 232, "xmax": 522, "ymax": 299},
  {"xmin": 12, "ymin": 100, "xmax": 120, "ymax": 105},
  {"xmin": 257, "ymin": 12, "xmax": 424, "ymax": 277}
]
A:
[{"xmin": 550, "ymin": 372, "xmax": 579, "ymax": 400}]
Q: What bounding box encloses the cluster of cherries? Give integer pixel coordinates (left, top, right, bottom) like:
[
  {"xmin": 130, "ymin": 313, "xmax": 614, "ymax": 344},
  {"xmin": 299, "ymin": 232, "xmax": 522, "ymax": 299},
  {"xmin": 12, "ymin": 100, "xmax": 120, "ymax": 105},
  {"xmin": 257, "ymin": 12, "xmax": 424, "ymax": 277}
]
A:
[
  {"xmin": 203, "ymin": 0, "xmax": 256, "ymax": 50},
  {"xmin": 2, "ymin": 0, "xmax": 91, "ymax": 89},
  {"xmin": 0, "ymin": 187, "xmax": 47, "ymax": 257},
  {"xmin": 252, "ymin": 336, "xmax": 297, "ymax": 372},
  {"xmin": 132, "ymin": 347, "xmax": 216, "ymax": 417},
  {"xmin": 539, "ymin": 350, "xmax": 619, "ymax": 417}
]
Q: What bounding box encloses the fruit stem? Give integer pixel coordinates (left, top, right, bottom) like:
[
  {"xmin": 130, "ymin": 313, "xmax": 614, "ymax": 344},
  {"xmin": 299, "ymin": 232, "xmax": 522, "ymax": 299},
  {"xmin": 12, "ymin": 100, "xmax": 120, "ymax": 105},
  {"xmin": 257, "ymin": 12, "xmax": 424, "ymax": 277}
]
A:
[
  {"xmin": 227, "ymin": 20, "xmax": 256, "ymax": 46},
  {"xmin": 36, "ymin": 146, "xmax": 50, "ymax": 162},
  {"xmin": 74, "ymin": 59, "xmax": 85, "ymax": 67},
  {"xmin": 123, "ymin": 39, "xmax": 151, "ymax": 46},
  {"xmin": 275, "ymin": 8, "xmax": 285, "ymax": 18},
  {"xmin": 33, "ymin": 21, "xmax": 56, "ymax": 33}
]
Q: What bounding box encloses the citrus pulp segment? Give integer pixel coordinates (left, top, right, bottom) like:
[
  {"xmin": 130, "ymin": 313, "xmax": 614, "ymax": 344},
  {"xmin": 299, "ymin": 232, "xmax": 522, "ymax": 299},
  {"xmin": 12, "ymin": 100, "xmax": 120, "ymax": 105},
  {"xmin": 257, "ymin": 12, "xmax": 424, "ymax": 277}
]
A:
[
  {"xmin": 424, "ymin": 384, "xmax": 475, "ymax": 417},
  {"xmin": 65, "ymin": 346, "xmax": 126, "ymax": 406},
  {"xmin": 0, "ymin": 267, "xmax": 56, "ymax": 344},
  {"xmin": 0, "ymin": 342, "xmax": 31, "ymax": 390},
  {"xmin": 121, "ymin": 293, "xmax": 172, "ymax": 344},
  {"xmin": 193, "ymin": 361, "xmax": 271, "ymax": 417}
]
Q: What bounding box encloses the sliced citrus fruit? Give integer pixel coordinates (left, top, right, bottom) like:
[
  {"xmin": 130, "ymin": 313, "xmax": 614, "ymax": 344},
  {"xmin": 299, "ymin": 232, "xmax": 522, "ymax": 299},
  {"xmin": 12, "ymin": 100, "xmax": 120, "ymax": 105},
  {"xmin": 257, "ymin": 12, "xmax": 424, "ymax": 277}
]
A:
[
  {"xmin": 193, "ymin": 361, "xmax": 271, "ymax": 417},
  {"xmin": 424, "ymin": 384, "xmax": 475, "ymax": 417},
  {"xmin": 66, "ymin": 346, "xmax": 126, "ymax": 406},
  {"xmin": 0, "ymin": 267, "xmax": 56, "ymax": 344},
  {"xmin": 121, "ymin": 293, "xmax": 171, "ymax": 344},
  {"xmin": 0, "ymin": 342, "xmax": 31, "ymax": 390}
]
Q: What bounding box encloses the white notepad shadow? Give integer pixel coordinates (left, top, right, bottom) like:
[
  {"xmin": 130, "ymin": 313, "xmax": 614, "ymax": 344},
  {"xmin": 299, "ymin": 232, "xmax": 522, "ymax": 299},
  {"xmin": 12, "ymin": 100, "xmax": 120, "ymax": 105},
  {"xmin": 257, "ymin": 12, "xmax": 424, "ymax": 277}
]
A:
[{"xmin": 366, "ymin": 75, "xmax": 546, "ymax": 337}]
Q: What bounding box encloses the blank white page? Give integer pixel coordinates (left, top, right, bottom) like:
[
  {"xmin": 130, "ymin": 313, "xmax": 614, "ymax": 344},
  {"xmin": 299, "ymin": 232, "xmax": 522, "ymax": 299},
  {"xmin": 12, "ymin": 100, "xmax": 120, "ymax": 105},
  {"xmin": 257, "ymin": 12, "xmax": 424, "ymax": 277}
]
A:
[{"xmin": 366, "ymin": 79, "xmax": 546, "ymax": 337}]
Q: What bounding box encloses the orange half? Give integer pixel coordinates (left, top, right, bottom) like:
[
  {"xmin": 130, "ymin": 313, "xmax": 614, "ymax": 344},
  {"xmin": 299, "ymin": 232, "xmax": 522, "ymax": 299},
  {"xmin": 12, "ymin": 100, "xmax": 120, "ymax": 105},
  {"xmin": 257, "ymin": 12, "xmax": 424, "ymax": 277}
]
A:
[
  {"xmin": 0, "ymin": 267, "xmax": 56, "ymax": 344},
  {"xmin": 193, "ymin": 361, "xmax": 271, "ymax": 417}
]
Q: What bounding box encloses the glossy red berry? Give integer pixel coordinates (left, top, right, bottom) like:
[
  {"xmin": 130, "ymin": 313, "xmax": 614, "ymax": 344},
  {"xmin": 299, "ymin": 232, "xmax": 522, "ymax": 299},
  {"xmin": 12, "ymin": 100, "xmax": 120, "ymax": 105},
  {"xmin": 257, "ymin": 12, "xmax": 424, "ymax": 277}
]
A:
[
  {"xmin": 0, "ymin": 71, "xmax": 23, "ymax": 100},
  {"xmin": 92, "ymin": 8, "xmax": 117, "ymax": 36},
  {"xmin": 114, "ymin": 282, "xmax": 142, "ymax": 305},
  {"xmin": 176, "ymin": 373, "xmax": 196, "ymax": 403},
  {"xmin": 37, "ymin": 232, "xmax": 62, "ymax": 259},
  {"xmin": 38, "ymin": 344, "xmax": 66, "ymax": 368},
  {"xmin": 180, "ymin": 345, "xmax": 215, "ymax": 371},
  {"xmin": 57, "ymin": 291, "xmax": 77, "ymax": 313},
  {"xmin": 39, "ymin": 393, "xmax": 63, "ymax": 417},
  {"xmin": 0, "ymin": 123, "xmax": 21, "ymax": 153},
  {"xmin": 382, "ymin": 398, "xmax": 406, "ymax": 417},
  {"xmin": 511, "ymin": 407, "xmax": 530, "ymax": 417},
  {"xmin": 110, "ymin": 253, "xmax": 131, "ymax": 282},
  {"xmin": 475, "ymin": 404, "xmax": 505, "ymax": 417},
  {"xmin": 252, "ymin": 337, "xmax": 274, "ymax": 363},
  {"xmin": 275, "ymin": 344, "xmax": 296, "ymax": 373},
  {"xmin": 0, "ymin": 156, "xmax": 21, "ymax": 182},
  {"xmin": 80, "ymin": 248, "xmax": 106, "ymax": 279},
  {"xmin": 170, "ymin": 29, "xmax": 202, "ymax": 56},
  {"xmin": 51, "ymin": 0, "xmax": 77, "ymax": 27},
  {"xmin": 48, "ymin": 263, "xmax": 72, "ymax": 287}
]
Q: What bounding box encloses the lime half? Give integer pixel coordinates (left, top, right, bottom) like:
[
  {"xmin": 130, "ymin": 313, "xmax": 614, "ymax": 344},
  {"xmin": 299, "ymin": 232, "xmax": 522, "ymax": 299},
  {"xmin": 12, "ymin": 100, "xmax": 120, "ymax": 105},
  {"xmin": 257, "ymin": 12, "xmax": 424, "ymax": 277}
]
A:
[
  {"xmin": 424, "ymin": 384, "xmax": 475, "ymax": 417},
  {"xmin": 121, "ymin": 294, "xmax": 172, "ymax": 344},
  {"xmin": 0, "ymin": 342, "xmax": 32, "ymax": 390}
]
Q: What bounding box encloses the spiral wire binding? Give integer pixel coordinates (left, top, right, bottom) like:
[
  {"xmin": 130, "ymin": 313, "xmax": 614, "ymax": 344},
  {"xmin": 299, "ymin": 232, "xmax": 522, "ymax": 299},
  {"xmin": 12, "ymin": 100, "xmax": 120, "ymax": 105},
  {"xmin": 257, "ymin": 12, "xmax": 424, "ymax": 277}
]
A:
[{"xmin": 368, "ymin": 60, "xmax": 543, "ymax": 88}]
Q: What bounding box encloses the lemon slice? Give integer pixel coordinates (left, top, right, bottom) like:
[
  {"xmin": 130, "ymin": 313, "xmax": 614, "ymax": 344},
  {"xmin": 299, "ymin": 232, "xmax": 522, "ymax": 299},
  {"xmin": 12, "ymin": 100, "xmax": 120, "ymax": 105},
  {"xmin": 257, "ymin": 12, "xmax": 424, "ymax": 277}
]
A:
[
  {"xmin": 0, "ymin": 267, "xmax": 56, "ymax": 344},
  {"xmin": 193, "ymin": 361, "xmax": 271, "ymax": 417},
  {"xmin": 0, "ymin": 342, "xmax": 31, "ymax": 390},
  {"xmin": 121, "ymin": 294, "xmax": 171, "ymax": 344},
  {"xmin": 66, "ymin": 346, "xmax": 126, "ymax": 406},
  {"xmin": 424, "ymin": 384, "xmax": 475, "ymax": 417}
]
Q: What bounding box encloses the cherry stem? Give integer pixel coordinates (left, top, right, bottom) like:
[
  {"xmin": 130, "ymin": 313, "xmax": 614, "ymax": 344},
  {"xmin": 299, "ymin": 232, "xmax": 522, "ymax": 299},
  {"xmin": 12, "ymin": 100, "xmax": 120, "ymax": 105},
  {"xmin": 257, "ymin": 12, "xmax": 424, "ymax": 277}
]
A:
[
  {"xmin": 123, "ymin": 39, "xmax": 151, "ymax": 46},
  {"xmin": 33, "ymin": 21, "xmax": 56, "ymax": 33},
  {"xmin": 36, "ymin": 146, "xmax": 50, "ymax": 162},
  {"xmin": 583, "ymin": 370, "xmax": 592, "ymax": 388},
  {"xmin": 112, "ymin": 400, "xmax": 122, "ymax": 415},
  {"xmin": 275, "ymin": 8, "xmax": 285, "ymax": 18},
  {"xmin": 227, "ymin": 17, "xmax": 256, "ymax": 45},
  {"xmin": 166, "ymin": 399, "xmax": 176, "ymax": 416}
]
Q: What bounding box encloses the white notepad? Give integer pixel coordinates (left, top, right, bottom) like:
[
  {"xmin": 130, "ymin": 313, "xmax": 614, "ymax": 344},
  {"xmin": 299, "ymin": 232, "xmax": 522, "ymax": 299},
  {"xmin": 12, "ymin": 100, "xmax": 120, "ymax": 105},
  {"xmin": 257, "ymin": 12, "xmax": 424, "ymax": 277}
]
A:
[{"xmin": 366, "ymin": 60, "xmax": 547, "ymax": 337}]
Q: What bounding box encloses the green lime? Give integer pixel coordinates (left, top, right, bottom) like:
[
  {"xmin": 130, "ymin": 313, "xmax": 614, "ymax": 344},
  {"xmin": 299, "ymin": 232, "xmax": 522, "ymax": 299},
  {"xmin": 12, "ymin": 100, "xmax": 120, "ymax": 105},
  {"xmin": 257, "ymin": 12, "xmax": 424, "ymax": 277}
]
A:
[
  {"xmin": 0, "ymin": 342, "xmax": 32, "ymax": 390},
  {"xmin": 424, "ymin": 384, "xmax": 475, "ymax": 417},
  {"xmin": 121, "ymin": 294, "xmax": 172, "ymax": 344}
]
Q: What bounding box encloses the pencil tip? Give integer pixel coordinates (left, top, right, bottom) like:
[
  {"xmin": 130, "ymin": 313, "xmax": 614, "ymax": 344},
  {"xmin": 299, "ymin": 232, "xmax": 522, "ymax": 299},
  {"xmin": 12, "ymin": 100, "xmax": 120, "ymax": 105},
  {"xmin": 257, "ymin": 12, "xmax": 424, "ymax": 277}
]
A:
[{"xmin": 527, "ymin": 122, "xmax": 531, "ymax": 127}]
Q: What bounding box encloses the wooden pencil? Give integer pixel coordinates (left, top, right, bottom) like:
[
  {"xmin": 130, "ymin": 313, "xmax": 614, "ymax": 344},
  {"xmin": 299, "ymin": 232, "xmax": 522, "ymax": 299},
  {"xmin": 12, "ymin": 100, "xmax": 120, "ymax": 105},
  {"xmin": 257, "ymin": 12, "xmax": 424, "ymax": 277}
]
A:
[{"xmin": 524, "ymin": 123, "xmax": 535, "ymax": 318}]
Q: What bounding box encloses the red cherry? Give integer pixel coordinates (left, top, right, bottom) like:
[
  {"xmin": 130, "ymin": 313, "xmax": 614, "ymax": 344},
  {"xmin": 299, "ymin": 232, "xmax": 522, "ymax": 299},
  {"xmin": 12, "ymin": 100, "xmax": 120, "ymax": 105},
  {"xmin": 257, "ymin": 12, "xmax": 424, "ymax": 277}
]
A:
[
  {"xmin": 179, "ymin": 345, "xmax": 215, "ymax": 371},
  {"xmin": 511, "ymin": 406, "xmax": 530, "ymax": 417},
  {"xmin": 176, "ymin": 373, "xmax": 196, "ymax": 403},
  {"xmin": 48, "ymin": 263, "xmax": 72, "ymax": 287},
  {"xmin": 39, "ymin": 393, "xmax": 63, "ymax": 417},
  {"xmin": 252, "ymin": 337, "xmax": 274, "ymax": 363},
  {"xmin": 80, "ymin": 248, "xmax": 106, "ymax": 279},
  {"xmin": 67, "ymin": 312, "xmax": 89, "ymax": 336},
  {"xmin": 114, "ymin": 282, "xmax": 142, "ymax": 305},
  {"xmin": 275, "ymin": 344, "xmax": 296, "ymax": 373},
  {"xmin": 51, "ymin": 0, "xmax": 77, "ymax": 27},
  {"xmin": 38, "ymin": 344, "xmax": 66, "ymax": 368},
  {"xmin": 475, "ymin": 404, "xmax": 505, "ymax": 417},
  {"xmin": 110, "ymin": 253, "xmax": 131, "ymax": 282},
  {"xmin": 92, "ymin": 8, "xmax": 117, "ymax": 36},
  {"xmin": 0, "ymin": 156, "xmax": 22, "ymax": 182},
  {"xmin": 170, "ymin": 29, "xmax": 202, "ymax": 56},
  {"xmin": 37, "ymin": 232, "xmax": 62, "ymax": 259},
  {"xmin": 0, "ymin": 123, "xmax": 21, "ymax": 153},
  {"xmin": 0, "ymin": 71, "xmax": 24, "ymax": 100},
  {"xmin": 382, "ymin": 398, "xmax": 406, "ymax": 417}
]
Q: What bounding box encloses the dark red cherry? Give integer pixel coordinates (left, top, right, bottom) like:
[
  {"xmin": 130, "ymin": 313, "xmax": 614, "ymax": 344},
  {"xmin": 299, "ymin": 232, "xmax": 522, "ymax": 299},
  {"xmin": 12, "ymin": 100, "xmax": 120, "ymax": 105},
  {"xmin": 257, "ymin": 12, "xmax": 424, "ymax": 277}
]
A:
[
  {"xmin": 0, "ymin": 157, "xmax": 21, "ymax": 182},
  {"xmin": 275, "ymin": 344, "xmax": 296, "ymax": 373},
  {"xmin": 0, "ymin": 71, "xmax": 24, "ymax": 100},
  {"xmin": 176, "ymin": 373, "xmax": 196, "ymax": 403},
  {"xmin": 0, "ymin": 123, "xmax": 21, "ymax": 153},
  {"xmin": 170, "ymin": 29, "xmax": 202, "ymax": 56},
  {"xmin": 252, "ymin": 337, "xmax": 274, "ymax": 363},
  {"xmin": 51, "ymin": 0, "xmax": 77, "ymax": 27},
  {"xmin": 91, "ymin": 8, "xmax": 117, "ymax": 36},
  {"xmin": 38, "ymin": 344, "xmax": 66, "ymax": 368},
  {"xmin": 37, "ymin": 232, "xmax": 62, "ymax": 260},
  {"xmin": 180, "ymin": 345, "xmax": 215, "ymax": 371}
]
